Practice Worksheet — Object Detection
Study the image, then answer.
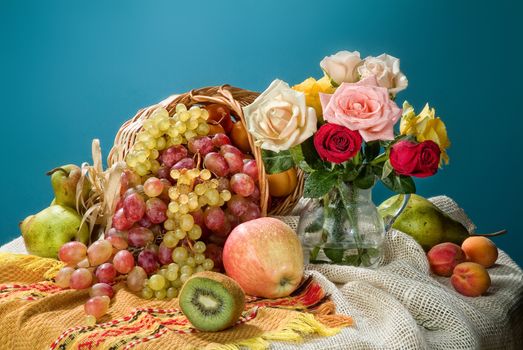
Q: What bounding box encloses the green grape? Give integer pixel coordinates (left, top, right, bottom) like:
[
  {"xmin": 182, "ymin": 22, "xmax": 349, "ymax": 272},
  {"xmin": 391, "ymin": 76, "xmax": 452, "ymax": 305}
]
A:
[
  {"xmin": 163, "ymin": 232, "xmax": 178, "ymax": 248},
  {"xmin": 141, "ymin": 287, "xmax": 154, "ymax": 299},
  {"xmin": 187, "ymin": 169, "xmax": 200, "ymax": 178},
  {"xmin": 85, "ymin": 315, "xmax": 97, "ymax": 326},
  {"xmin": 170, "ymin": 169, "xmax": 181, "ymax": 180},
  {"xmin": 174, "ymin": 228, "xmax": 186, "ymax": 240},
  {"xmin": 203, "ymin": 259, "xmax": 214, "ymax": 271},
  {"xmin": 156, "ymin": 137, "xmax": 167, "ymax": 150},
  {"xmin": 198, "ymin": 196, "xmax": 207, "ymax": 207},
  {"xmin": 166, "ymin": 287, "xmax": 178, "ymax": 299},
  {"xmin": 152, "ymin": 107, "xmax": 169, "ymax": 120},
  {"xmin": 187, "ymin": 118, "xmax": 199, "ymax": 130},
  {"xmin": 194, "ymin": 253, "xmax": 205, "ymax": 264},
  {"xmin": 180, "ymin": 273, "xmax": 191, "ymax": 283},
  {"xmin": 171, "ymin": 279, "xmax": 183, "ymax": 288},
  {"xmin": 185, "ymin": 257, "xmax": 196, "ymax": 268},
  {"xmin": 220, "ymin": 190, "xmax": 232, "ymax": 201},
  {"xmin": 159, "ymin": 268, "xmax": 168, "ymax": 277},
  {"xmin": 196, "ymin": 122, "xmax": 210, "ymax": 135},
  {"xmin": 166, "ymin": 209, "xmax": 176, "ymax": 218},
  {"xmin": 168, "ymin": 263, "xmax": 179, "ymax": 273},
  {"xmin": 179, "ymin": 204, "xmax": 189, "ymax": 214},
  {"xmin": 155, "ymin": 289, "xmax": 167, "ymax": 300},
  {"xmin": 209, "ymin": 179, "xmax": 219, "ymax": 188},
  {"xmin": 168, "ymin": 187, "xmax": 180, "ymax": 200},
  {"xmin": 158, "ymin": 118, "xmax": 171, "ymax": 131},
  {"xmin": 168, "ymin": 202, "xmax": 179, "ymax": 214},
  {"xmin": 195, "ymin": 265, "xmax": 205, "ymax": 273},
  {"xmin": 136, "ymin": 151, "xmax": 148, "ymax": 163},
  {"xmin": 193, "ymin": 241, "xmax": 206, "ymax": 254},
  {"xmin": 167, "ymin": 127, "xmax": 179, "ymax": 138},
  {"xmin": 172, "ymin": 247, "xmax": 188, "ymax": 263},
  {"xmin": 217, "ymin": 198, "xmax": 225, "ymax": 207},
  {"xmin": 179, "ymin": 194, "xmax": 189, "ymax": 204},
  {"xmin": 205, "ymin": 188, "xmax": 221, "ymax": 206},
  {"xmin": 188, "ymin": 197, "xmax": 199, "ymax": 211},
  {"xmin": 184, "ymin": 130, "xmax": 197, "ymax": 140},
  {"xmin": 189, "ymin": 107, "xmax": 201, "ymax": 119},
  {"xmin": 171, "ymin": 135, "xmax": 183, "ymax": 145},
  {"xmin": 149, "ymin": 274, "xmax": 166, "ymax": 291},
  {"xmin": 150, "ymin": 148, "xmax": 159, "ymax": 159},
  {"xmin": 150, "ymin": 160, "xmax": 161, "ymax": 173},
  {"xmin": 200, "ymin": 109, "xmax": 209, "ymax": 120},
  {"xmin": 137, "ymin": 132, "xmax": 152, "ymax": 142},
  {"xmin": 175, "ymin": 121, "xmax": 187, "ymax": 133},
  {"xmin": 181, "ymin": 265, "xmax": 193, "ymax": 275},
  {"xmin": 178, "ymin": 184, "xmax": 191, "ymax": 194},
  {"xmin": 143, "ymin": 119, "xmax": 155, "ymax": 130},
  {"xmin": 164, "ymin": 219, "xmax": 176, "ymax": 231},
  {"xmin": 149, "ymin": 128, "xmax": 162, "ymax": 138},
  {"xmin": 176, "ymin": 103, "xmax": 187, "ymax": 113},
  {"xmin": 166, "ymin": 269, "xmax": 178, "ymax": 281},
  {"xmin": 135, "ymin": 164, "xmax": 149, "ymax": 176},
  {"xmin": 188, "ymin": 225, "xmax": 202, "ymax": 240},
  {"xmin": 126, "ymin": 155, "xmax": 138, "ymax": 168},
  {"xmin": 179, "ymin": 111, "xmax": 190, "ymax": 122},
  {"xmin": 180, "ymin": 214, "xmax": 194, "ymax": 231},
  {"xmin": 194, "ymin": 183, "xmax": 207, "ymax": 196}
]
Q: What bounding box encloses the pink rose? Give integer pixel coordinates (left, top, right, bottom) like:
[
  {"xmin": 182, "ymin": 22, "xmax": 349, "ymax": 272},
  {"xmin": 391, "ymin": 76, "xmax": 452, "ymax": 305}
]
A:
[{"xmin": 319, "ymin": 76, "xmax": 402, "ymax": 141}]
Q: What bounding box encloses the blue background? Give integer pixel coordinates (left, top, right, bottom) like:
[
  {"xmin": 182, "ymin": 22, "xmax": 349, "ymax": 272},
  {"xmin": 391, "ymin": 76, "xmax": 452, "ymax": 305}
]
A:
[{"xmin": 1, "ymin": 0, "xmax": 521, "ymax": 265}]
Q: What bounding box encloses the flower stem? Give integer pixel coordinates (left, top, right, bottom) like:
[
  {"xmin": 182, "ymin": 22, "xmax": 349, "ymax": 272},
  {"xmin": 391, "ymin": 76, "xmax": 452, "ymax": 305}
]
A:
[{"xmin": 337, "ymin": 181, "xmax": 363, "ymax": 256}]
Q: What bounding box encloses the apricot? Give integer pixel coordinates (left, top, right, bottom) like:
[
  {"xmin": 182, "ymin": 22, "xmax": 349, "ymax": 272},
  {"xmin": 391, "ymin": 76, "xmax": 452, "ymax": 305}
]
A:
[
  {"xmin": 427, "ymin": 242, "xmax": 466, "ymax": 277},
  {"xmin": 267, "ymin": 168, "xmax": 298, "ymax": 197},
  {"xmin": 230, "ymin": 122, "xmax": 252, "ymax": 153},
  {"xmin": 207, "ymin": 122, "xmax": 225, "ymax": 135},
  {"xmin": 461, "ymin": 236, "xmax": 498, "ymax": 268},
  {"xmin": 450, "ymin": 262, "xmax": 491, "ymax": 297}
]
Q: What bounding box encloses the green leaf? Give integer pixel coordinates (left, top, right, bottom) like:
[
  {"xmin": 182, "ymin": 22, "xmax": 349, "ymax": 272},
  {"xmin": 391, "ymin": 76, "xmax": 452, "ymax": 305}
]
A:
[
  {"xmin": 381, "ymin": 159, "xmax": 394, "ymax": 179},
  {"xmin": 354, "ymin": 165, "xmax": 376, "ymax": 189},
  {"xmin": 289, "ymin": 145, "xmax": 304, "ymax": 166},
  {"xmin": 261, "ymin": 149, "xmax": 294, "ymax": 174},
  {"xmin": 300, "ymin": 136, "xmax": 325, "ymax": 170},
  {"xmin": 364, "ymin": 141, "xmax": 381, "ymax": 161},
  {"xmin": 303, "ymin": 169, "xmax": 339, "ymax": 198},
  {"xmin": 381, "ymin": 174, "xmax": 416, "ymax": 194}
]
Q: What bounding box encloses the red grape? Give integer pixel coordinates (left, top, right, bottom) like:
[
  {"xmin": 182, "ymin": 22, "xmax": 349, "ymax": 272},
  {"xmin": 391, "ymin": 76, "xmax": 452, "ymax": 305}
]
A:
[
  {"xmin": 105, "ymin": 228, "xmax": 128, "ymax": 240},
  {"xmin": 84, "ymin": 296, "xmax": 110, "ymax": 319},
  {"xmin": 127, "ymin": 266, "xmax": 147, "ymax": 292},
  {"xmin": 120, "ymin": 170, "xmax": 141, "ymax": 195},
  {"xmin": 213, "ymin": 220, "xmax": 232, "ymax": 238},
  {"xmin": 113, "ymin": 208, "xmax": 134, "ymax": 231},
  {"xmin": 240, "ymin": 202, "xmax": 261, "ymax": 222},
  {"xmin": 205, "ymin": 243, "xmax": 224, "ymax": 271},
  {"xmin": 113, "ymin": 250, "xmax": 135, "ymax": 274},
  {"xmin": 220, "ymin": 144, "xmax": 243, "ymax": 158},
  {"xmin": 192, "ymin": 209, "xmax": 211, "ymax": 239},
  {"xmin": 161, "ymin": 145, "xmax": 188, "ymax": 167},
  {"xmin": 227, "ymin": 195, "xmax": 250, "ymax": 216},
  {"xmin": 204, "ymin": 152, "xmax": 229, "ymax": 177},
  {"xmin": 55, "ymin": 266, "xmax": 75, "ymax": 288},
  {"xmin": 216, "ymin": 177, "xmax": 230, "ymax": 192},
  {"xmin": 145, "ymin": 198, "xmax": 168, "ymax": 224},
  {"xmin": 203, "ymin": 206, "xmax": 226, "ymax": 232},
  {"xmin": 242, "ymin": 160, "xmax": 258, "ymax": 182},
  {"xmin": 128, "ymin": 226, "xmax": 154, "ymax": 247},
  {"xmin": 95, "ymin": 263, "xmax": 117, "ymax": 284},
  {"xmin": 158, "ymin": 179, "xmax": 172, "ymax": 202},
  {"xmin": 123, "ymin": 192, "xmax": 146, "ymax": 222},
  {"xmin": 137, "ymin": 215, "xmax": 153, "ymax": 228},
  {"xmin": 172, "ymin": 157, "xmax": 195, "ymax": 170},
  {"xmin": 58, "ymin": 241, "xmax": 87, "ymax": 265},
  {"xmin": 223, "ymin": 152, "xmax": 243, "ymax": 174},
  {"xmin": 188, "ymin": 136, "xmax": 214, "ymax": 155},
  {"xmin": 137, "ymin": 250, "xmax": 159, "ymax": 275},
  {"xmin": 157, "ymin": 165, "xmax": 172, "ymax": 181},
  {"xmin": 70, "ymin": 268, "xmax": 93, "ymax": 289},
  {"xmin": 248, "ymin": 185, "xmax": 260, "ymax": 202},
  {"xmin": 87, "ymin": 240, "xmax": 113, "ymax": 266},
  {"xmin": 158, "ymin": 243, "xmax": 173, "ymax": 265},
  {"xmin": 230, "ymin": 173, "xmax": 255, "ymax": 197},
  {"xmin": 106, "ymin": 235, "xmax": 128, "ymax": 251},
  {"xmin": 212, "ymin": 133, "xmax": 231, "ymax": 148},
  {"xmin": 143, "ymin": 177, "xmax": 164, "ymax": 197},
  {"xmin": 90, "ymin": 283, "xmax": 114, "ymax": 298},
  {"xmin": 224, "ymin": 208, "xmax": 240, "ymax": 228},
  {"xmin": 143, "ymin": 243, "xmax": 159, "ymax": 255}
]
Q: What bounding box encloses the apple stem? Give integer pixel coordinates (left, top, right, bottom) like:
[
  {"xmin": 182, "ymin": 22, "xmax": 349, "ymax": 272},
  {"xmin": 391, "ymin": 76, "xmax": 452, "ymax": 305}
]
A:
[
  {"xmin": 46, "ymin": 167, "xmax": 68, "ymax": 176},
  {"xmin": 470, "ymin": 229, "xmax": 507, "ymax": 237}
]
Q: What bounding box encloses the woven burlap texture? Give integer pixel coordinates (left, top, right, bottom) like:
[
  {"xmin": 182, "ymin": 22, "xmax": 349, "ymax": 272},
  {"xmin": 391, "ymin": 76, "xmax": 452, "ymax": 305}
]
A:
[{"xmin": 2, "ymin": 196, "xmax": 523, "ymax": 349}]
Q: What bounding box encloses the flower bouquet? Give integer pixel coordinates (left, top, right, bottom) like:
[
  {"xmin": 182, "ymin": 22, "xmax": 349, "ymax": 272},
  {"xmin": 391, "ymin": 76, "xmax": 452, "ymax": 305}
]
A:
[{"xmin": 243, "ymin": 50, "xmax": 451, "ymax": 267}]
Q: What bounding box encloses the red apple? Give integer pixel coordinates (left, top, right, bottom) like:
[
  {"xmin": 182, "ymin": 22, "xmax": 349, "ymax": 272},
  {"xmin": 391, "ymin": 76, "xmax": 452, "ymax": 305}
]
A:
[{"xmin": 222, "ymin": 217, "xmax": 303, "ymax": 298}]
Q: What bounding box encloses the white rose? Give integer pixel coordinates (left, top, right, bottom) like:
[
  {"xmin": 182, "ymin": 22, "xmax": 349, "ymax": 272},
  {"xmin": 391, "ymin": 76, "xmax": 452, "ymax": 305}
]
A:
[
  {"xmin": 243, "ymin": 79, "xmax": 317, "ymax": 152},
  {"xmin": 320, "ymin": 50, "xmax": 362, "ymax": 85},
  {"xmin": 357, "ymin": 54, "xmax": 408, "ymax": 95}
]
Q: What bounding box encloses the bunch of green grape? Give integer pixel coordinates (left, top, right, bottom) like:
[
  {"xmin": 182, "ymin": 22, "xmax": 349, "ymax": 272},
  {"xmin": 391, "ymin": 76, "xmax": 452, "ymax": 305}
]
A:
[{"xmin": 126, "ymin": 104, "xmax": 210, "ymax": 176}]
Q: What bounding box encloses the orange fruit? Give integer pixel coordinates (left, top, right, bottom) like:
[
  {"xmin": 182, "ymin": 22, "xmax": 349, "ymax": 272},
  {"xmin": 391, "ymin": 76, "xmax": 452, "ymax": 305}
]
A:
[
  {"xmin": 267, "ymin": 168, "xmax": 298, "ymax": 197},
  {"xmin": 230, "ymin": 122, "xmax": 251, "ymax": 153}
]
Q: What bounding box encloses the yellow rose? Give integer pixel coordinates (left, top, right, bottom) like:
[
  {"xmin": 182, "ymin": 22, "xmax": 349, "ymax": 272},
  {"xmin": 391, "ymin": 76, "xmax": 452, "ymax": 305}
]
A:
[
  {"xmin": 400, "ymin": 101, "xmax": 450, "ymax": 165},
  {"xmin": 292, "ymin": 76, "xmax": 335, "ymax": 118}
]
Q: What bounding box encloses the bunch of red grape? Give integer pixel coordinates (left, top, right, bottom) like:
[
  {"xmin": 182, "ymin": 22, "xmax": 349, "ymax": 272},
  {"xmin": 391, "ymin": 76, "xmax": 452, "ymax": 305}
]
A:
[{"xmin": 54, "ymin": 103, "xmax": 262, "ymax": 323}]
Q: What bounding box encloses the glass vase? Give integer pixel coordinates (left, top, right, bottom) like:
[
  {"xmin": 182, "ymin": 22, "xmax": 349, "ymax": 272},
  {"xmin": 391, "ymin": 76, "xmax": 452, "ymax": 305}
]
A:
[{"xmin": 297, "ymin": 181, "xmax": 386, "ymax": 267}]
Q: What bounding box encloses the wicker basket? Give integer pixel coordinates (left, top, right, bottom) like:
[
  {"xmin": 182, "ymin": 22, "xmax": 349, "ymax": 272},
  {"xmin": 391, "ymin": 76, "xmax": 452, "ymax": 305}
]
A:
[{"xmin": 107, "ymin": 85, "xmax": 303, "ymax": 216}]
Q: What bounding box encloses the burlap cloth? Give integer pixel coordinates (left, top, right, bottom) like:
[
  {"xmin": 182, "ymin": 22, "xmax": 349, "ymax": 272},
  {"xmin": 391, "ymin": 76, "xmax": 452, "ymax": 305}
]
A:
[{"xmin": 1, "ymin": 196, "xmax": 522, "ymax": 349}]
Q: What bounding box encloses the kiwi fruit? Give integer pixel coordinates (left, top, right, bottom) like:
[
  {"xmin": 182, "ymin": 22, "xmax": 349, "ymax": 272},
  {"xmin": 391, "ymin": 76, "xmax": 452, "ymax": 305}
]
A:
[{"xmin": 179, "ymin": 271, "xmax": 245, "ymax": 332}]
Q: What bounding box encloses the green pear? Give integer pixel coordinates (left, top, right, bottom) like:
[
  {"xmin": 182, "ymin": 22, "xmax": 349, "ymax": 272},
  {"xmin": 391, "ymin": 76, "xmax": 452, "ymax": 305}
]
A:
[
  {"xmin": 47, "ymin": 164, "xmax": 89, "ymax": 209},
  {"xmin": 20, "ymin": 205, "xmax": 89, "ymax": 259},
  {"xmin": 378, "ymin": 194, "xmax": 468, "ymax": 251}
]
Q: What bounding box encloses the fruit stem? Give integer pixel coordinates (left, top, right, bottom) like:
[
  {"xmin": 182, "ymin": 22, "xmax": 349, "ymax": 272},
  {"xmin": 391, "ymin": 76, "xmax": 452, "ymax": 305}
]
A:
[
  {"xmin": 46, "ymin": 167, "xmax": 68, "ymax": 176},
  {"xmin": 471, "ymin": 229, "xmax": 508, "ymax": 237}
]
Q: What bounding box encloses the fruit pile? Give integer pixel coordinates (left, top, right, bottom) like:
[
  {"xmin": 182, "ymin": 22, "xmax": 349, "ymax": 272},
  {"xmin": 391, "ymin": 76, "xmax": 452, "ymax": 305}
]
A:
[{"xmin": 52, "ymin": 102, "xmax": 266, "ymax": 323}]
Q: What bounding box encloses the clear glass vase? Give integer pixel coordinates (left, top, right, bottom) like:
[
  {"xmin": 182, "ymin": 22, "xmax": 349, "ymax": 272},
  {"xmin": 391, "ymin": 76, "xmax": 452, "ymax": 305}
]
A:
[{"xmin": 297, "ymin": 181, "xmax": 386, "ymax": 267}]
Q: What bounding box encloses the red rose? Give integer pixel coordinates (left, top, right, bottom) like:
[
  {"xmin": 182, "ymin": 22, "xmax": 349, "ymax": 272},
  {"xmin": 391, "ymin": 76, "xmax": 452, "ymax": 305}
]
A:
[
  {"xmin": 313, "ymin": 123, "xmax": 362, "ymax": 163},
  {"xmin": 390, "ymin": 140, "xmax": 441, "ymax": 178}
]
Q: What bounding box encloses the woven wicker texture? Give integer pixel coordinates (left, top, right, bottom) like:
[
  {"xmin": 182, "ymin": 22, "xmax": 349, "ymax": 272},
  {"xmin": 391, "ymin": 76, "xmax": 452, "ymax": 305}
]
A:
[
  {"xmin": 2, "ymin": 196, "xmax": 522, "ymax": 349},
  {"xmin": 106, "ymin": 85, "xmax": 304, "ymax": 216}
]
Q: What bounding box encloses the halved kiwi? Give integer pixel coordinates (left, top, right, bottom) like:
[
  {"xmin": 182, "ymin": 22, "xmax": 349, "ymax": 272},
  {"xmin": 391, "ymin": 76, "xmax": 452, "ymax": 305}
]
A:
[{"xmin": 179, "ymin": 271, "xmax": 245, "ymax": 332}]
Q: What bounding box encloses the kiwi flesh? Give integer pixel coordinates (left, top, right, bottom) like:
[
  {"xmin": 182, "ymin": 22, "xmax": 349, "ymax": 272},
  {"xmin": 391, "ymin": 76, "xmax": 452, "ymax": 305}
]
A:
[{"xmin": 179, "ymin": 271, "xmax": 246, "ymax": 332}]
